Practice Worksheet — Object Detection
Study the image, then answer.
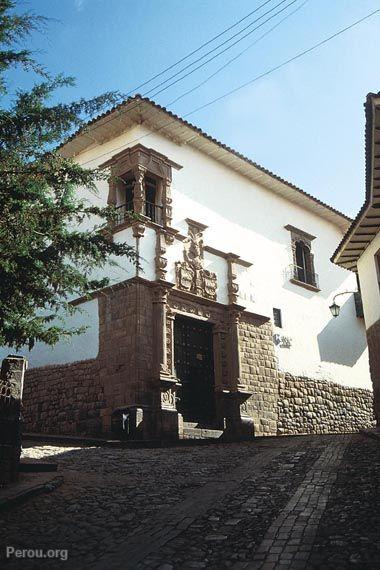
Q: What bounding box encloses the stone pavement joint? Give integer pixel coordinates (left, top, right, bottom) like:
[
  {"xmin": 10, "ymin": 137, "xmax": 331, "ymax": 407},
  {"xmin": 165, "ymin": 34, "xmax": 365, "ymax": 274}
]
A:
[
  {"xmin": 244, "ymin": 435, "xmax": 350, "ymax": 570},
  {"xmin": 94, "ymin": 438, "xmax": 306, "ymax": 570}
]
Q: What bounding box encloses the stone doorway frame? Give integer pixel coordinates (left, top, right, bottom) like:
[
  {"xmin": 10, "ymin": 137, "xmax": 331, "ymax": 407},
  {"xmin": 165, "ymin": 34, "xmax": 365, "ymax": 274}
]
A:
[{"xmin": 157, "ymin": 287, "xmax": 255, "ymax": 439}]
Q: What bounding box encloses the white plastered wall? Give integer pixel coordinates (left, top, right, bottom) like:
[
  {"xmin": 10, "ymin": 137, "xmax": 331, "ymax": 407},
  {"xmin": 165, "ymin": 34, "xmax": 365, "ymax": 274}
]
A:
[
  {"xmin": 0, "ymin": 299, "xmax": 99, "ymax": 368},
  {"xmin": 15, "ymin": 123, "xmax": 371, "ymax": 389},
  {"xmin": 357, "ymin": 230, "xmax": 380, "ymax": 329}
]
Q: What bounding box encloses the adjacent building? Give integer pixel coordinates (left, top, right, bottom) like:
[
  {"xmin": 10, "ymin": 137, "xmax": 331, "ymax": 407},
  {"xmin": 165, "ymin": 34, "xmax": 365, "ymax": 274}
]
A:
[
  {"xmin": 333, "ymin": 91, "xmax": 380, "ymax": 426},
  {"xmin": 7, "ymin": 96, "xmax": 374, "ymax": 440}
]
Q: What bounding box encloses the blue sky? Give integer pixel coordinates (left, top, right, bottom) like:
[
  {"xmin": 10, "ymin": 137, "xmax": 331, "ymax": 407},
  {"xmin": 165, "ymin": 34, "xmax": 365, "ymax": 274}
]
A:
[{"xmin": 9, "ymin": 0, "xmax": 380, "ymax": 217}]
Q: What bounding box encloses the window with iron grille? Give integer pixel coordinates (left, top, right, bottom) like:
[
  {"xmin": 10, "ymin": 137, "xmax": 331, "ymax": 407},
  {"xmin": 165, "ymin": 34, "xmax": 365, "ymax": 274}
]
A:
[
  {"xmin": 294, "ymin": 240, "xmax": 317, "ymax": 287},
  {"xmin": 273, "ymin": 308, "xmax": 282, "ymax": 328},
  {"xmin": 284, "ymin": 225, "xmax": 319, "ymax": 290}
]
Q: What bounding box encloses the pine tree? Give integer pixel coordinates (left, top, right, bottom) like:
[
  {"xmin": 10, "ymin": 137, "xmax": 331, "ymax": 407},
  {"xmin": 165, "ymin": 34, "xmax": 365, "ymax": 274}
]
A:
[{"xmin": 0, "ymin": 1, "xmax": 136, "ymax": 349}]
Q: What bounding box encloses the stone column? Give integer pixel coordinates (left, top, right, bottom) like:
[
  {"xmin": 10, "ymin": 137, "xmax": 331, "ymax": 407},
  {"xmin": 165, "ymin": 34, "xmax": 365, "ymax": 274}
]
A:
[
  {"xmin": 153, "ymin": 286, "xmax": 170, "ymax": 377},
  {"xmin": 0, "ymin": 355, "xmax": 27, "ymax": 485},
  {"xmin": 227, "ymin": 254, "xmax": 240, "ymax": 305},
  {"xmin": 213, "ymin": 322, "xmax": 230, "ymax": 429},
  {"xmin": 153, "ymin": 286, "xmax": 181, "ymax": 439},
  {"xmin": 132, "ymin": 221, "xmax": 145, "ymax": 277},
  {"xmin": 107, "ymin": 174, "xmax": 117, "ymax": 206},
  {"xmin": 132, "ymin": 165, "xmax": 146, "ymax": 215},
  {"xmin": 155, "ymin": 230, "xmax": 168, "ymax": 281},
  {"xmin": 166, "ymin": 307, "xmax": 176, "ymax": 377},
  {"xmin": 228, "ymin": 307, "xmax": 243, "ymax": 389},
  {"xmin": 162, "ymin": 177, "xmax": 172, "ymax": 227},
  {"xmin": 153, "ymin": 283, "xmax": 182, "ymax": 440},
  {"xmin": 225, "ymin": 307, "xmax": 254, "ymax": 440}
]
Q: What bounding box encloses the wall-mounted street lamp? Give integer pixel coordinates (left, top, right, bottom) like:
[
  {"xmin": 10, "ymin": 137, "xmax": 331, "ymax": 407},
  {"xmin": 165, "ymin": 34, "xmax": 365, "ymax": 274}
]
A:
[{"xmin": 329, "ymin": 291, "xmax": 358, "ymax": 318}]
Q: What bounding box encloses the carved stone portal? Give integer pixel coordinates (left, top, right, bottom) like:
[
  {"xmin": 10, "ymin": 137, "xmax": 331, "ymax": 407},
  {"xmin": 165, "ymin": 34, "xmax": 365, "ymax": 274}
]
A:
[{"xmin": 175, "ymin": 220, "xmax": 217, "ymax": 300}]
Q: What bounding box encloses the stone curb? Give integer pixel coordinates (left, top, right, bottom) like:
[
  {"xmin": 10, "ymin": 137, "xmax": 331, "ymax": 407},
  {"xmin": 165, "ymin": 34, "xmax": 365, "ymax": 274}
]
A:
[
  {"xmin": 0, "ymin": 473, "xmax": 64, "ymax": 512},
  {"xmin": 23, "ymin": 432, "xmax": 285, "ymax": 449}
]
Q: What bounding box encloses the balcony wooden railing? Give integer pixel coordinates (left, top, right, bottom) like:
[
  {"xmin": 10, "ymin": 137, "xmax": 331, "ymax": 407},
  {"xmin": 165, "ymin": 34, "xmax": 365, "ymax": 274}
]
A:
[
  {"xmin": 115, "ymin": 201, "xmax": 134, "ymax": 224},
  {"xmin": 114, "ymin": 201, "xmax": 163, "ymax": 225},
  {"xmin": 145, "ymin": 201, "xmax": 163, "ymax": 224}
]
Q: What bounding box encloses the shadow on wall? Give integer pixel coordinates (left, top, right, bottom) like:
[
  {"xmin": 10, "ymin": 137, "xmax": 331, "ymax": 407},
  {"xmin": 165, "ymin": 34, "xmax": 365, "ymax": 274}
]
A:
[{"xmin": 317, "ymin": 295, "xmax": 367, "ymax": 366}]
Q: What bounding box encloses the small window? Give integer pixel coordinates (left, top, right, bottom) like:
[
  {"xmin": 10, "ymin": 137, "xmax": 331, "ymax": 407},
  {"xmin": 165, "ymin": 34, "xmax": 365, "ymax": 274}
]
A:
[
  {"xmin": 294, "ymin": 240, "xmax": 317, "ymax": 286},
  {"xmin": 273, "ymin": 308, "xmax": 282, "ymax": 328},
  {"xmin": 285, "ymin": 225, "xmax": 319, "ymax": 290}
]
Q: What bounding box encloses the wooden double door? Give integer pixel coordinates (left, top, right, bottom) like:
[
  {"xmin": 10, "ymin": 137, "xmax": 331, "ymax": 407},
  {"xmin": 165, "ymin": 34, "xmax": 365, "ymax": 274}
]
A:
[{"xmin": 174, "ymin": 316, "xmax": 216, "ymax": 424}]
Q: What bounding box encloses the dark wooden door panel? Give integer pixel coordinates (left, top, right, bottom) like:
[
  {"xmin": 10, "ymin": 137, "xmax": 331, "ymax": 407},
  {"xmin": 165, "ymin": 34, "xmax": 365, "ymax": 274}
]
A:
[{"xmin": 174, "ymin": 316, "xmax": 215, "ymax": 423}]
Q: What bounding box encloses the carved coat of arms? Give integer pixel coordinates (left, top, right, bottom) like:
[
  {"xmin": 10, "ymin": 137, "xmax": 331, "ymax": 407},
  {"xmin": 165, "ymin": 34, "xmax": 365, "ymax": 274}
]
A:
[{"xmin": 175, "ymin": 221, "xmax": 217, "ymax": 300}]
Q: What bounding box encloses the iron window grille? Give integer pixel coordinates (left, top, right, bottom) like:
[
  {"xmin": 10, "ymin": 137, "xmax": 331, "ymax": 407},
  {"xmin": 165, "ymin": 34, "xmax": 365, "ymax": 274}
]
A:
[{"xmin": 290, "ymin": 263, "xmax": 319, "ymax": 289}]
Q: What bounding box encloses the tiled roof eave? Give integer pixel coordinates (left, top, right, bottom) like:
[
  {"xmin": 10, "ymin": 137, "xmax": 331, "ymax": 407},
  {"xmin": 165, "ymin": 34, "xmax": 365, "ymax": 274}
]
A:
[
  {"xmin": 333, "ymin": 92, "xmax": 380, "ymax": 270},
  {"xmin": 59, "ymin": 95, "xmax": 352, "ymax": 231}
]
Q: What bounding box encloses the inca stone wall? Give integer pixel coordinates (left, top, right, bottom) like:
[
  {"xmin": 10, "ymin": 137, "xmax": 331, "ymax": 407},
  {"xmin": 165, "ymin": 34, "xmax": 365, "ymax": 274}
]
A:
[
  {"xmin": 23, "ymin": 280, "xmax": 149, "ymax": 437},
  {"xmin": 366, "ymin": 319, "xmax": 380, "ymax": 426},
  {"xmin": 23, "ymin": 359, "xmax": 104, "ymax": 436},
  {"xmin": 278, "ymin": 373, "xmax": 375, "ymax": 435},
  {"xmin": 239, "ymin": 316, "xmax": 278, "ymax": 436},
  {"xmin": 20, "ymin": 277, "xmax": 377, "ymax": 440}
]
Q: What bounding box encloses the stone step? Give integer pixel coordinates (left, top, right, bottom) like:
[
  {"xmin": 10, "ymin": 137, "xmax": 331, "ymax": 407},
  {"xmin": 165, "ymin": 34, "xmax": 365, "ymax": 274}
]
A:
[
  {"xmin": 182, "ymin": 426, "xmax": 224, "ymax": 440},
  {"xmin": 19, "ymin": 460, "xmax": 57, "ymax": 473}
]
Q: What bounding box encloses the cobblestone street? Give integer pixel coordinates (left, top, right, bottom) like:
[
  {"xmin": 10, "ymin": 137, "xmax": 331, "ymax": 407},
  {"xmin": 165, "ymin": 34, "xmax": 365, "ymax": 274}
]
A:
[{"xmin": 1, "ymin": 434, "xmax": 379, "ymax": 569}]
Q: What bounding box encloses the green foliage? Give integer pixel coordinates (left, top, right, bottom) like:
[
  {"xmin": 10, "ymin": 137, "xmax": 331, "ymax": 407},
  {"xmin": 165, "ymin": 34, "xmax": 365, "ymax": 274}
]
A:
[{"xmin": 0, "ymin": 1, "xmax": 136, "ymax": 349}]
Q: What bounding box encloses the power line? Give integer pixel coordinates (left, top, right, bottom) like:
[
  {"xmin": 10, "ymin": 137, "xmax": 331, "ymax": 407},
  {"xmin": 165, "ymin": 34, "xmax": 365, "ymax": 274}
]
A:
[
  {"xmin": 78, "ymin": 6, "xmax": 379, "ymax": 169},
  {"xmin": 144, "ymin": 0, "xmax": 296, "ymax": 99},
  {"xmin": 125, "ymin": 0, "xmax": 275, "ymax": 96},
  {"xmin": 80, "ymin": 0, "xmax": 302, "ymax": 139},
  {"xmin": 182, "ymin": 7, "xmax": 380, "ymax": 119},
  {"xmin": 167, "ymin": 0, "xmax": 309, "ymax": 107}
]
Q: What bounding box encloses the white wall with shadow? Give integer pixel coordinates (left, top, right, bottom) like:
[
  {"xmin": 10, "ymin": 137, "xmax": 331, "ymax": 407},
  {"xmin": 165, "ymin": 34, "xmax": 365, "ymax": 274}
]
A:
[{"xmin": 317, "ymin": 294, "xmax": 368, "ymax": 373}]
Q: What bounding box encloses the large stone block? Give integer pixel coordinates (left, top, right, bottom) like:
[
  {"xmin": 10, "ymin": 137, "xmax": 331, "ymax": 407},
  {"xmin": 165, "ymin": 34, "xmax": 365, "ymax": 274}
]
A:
[{"xmin": 278, "ymin": 373, "xmax": 375, "ymax": 435}]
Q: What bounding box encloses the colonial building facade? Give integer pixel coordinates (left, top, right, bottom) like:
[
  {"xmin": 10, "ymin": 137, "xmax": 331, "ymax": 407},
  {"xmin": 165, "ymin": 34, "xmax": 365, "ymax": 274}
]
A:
[
  {"xmin": 333, "ymin": 91, "xmax": 380, "ymax": 427},
  {"xmin": 7, "ymin": 96, "xmax": 374, "ymax": 440}
]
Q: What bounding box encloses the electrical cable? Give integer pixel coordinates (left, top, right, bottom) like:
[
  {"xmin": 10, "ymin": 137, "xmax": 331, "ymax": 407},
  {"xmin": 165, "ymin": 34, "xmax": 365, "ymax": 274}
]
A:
[
  {"xmin": 167, "ymin": 0, "xmax": 309, "ymax": 107},
  {"xmin": 77, "ymin": 7, "xmax": 380, "ymax": 168},
  {"xmin": 80, "ymin": 0, "xmax": 303, "ymax": 138},
  {"xmin": 126, "ymin": 0, "xmax": 276, "ymax": 95}
]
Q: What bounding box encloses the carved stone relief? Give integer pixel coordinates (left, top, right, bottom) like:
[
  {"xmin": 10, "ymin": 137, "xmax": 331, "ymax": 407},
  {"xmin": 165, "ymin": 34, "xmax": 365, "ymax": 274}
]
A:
[
  {"xmin": 175, "ymin": 220, "xmax": 217, "ymax": 300},
  {"xmin": 160, "ymin": 387, "xmax": 177, "ymax": 410},
  {"xmin": 131, "ymin": 221, "xmax": 146, "ymax": 238},
  {"xmin": 166, "ymin": 308, "xmax": 175, "ymax": 376},
  {"xmin": 155, "ymin": 230, "xmax": 168, "ymax": 281},
  {"xmin": 101, "ymin": 144, "xmax": 182, "ymax": 230},
  {"xmin": 227, "ymin": 254, "xmax": 240, "ymax": 305},
  {"xmin": 171, "ymin": 300, "xmax": 211, "ymax": 319}
]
